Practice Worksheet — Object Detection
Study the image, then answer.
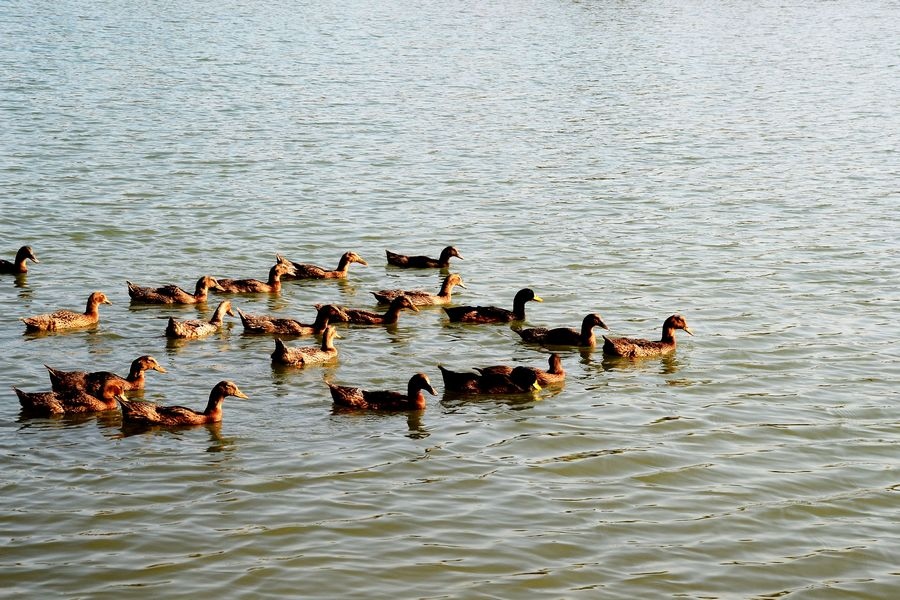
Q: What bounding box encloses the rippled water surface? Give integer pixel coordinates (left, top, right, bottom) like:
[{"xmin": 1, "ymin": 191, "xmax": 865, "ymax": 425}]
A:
[{"xmin": 2, "ymin": 1, "xmax": 899, "ymax": 598}]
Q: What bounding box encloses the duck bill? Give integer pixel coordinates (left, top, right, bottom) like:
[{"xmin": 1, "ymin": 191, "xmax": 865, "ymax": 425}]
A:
[
  {"xmin": 683, "ymin": 326, "xmax": 695, "ymax": 336},
  {"xmin": 234, "ymin": 390, "xmax": 250, "ymax": 399},
  {"xmin": 533, "ymin": 296, "xmax": 544, "ymax": 303},
  {"xmin": 155, "ymin": 365, "xmax": 168, "ymax": 373},
  {"xmin": 531, "ymin": 381, "xmax": 542, "ymax": 392}
]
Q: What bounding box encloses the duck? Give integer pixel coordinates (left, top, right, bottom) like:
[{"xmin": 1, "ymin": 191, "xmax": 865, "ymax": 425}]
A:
[
  {"xmin": 318, "ymin": 295, "xmax": 419, "ymax": 326},
  {"xmin": 216, "ymin": 259, "xmax": 296, "ymax": 294},
  {"xmin": 0, "ymin": 245, "xmax": 39, "ymax": 275},
  {"xmin": 515, "ymin": 313, "xmax": 610, "ymax": 348},
  {"xmin": 166, "ymin": 300, "xmax": 234, "ymax": 339},
  {"xmin": 438, "ymin": 365, "xmax": 542, "ymax": 394},
  {"xmin": 371, "ymin": 273, "xmax": 467, "ymax": 306},
  {"xmin": 271, "ymin": 326, "xmax": 341, "ymax": 366},
  {"xmin": 385, "ymin": 246, "xmax": 463, "ymax": 269},
  {"xmin": 327, "ymin": 373, "xmax": 436, "ymax": 411},
  {"xmin": 118, "ymin": 380, "xmax": 249, "ymax": 426},
  {"xmin": 15, "ymin": 379, "xmax": 127, "ymax": 416},
  {"xmin": 602, "ymin": 314, "xmax": 694, "ymax": 358},
  {"xmin": 474, "ymin": 353, "xmax": 566, "ymax": 386},
  {"xmin": 443, "ymin": 288, "xmax": 543, "ymax": 324},
  {"xmin": 127, "ymin": 276, "xmax": 224, "ymax": 304},
  {"xmin": 46, "ymin": 355, "xmax": 167, "ymax": 395},
  {"xmin": 280, "ymin": 251, "xmax": 368, "ymax": 280},
  {"xmin": 21, "ymin": 291, "xmax": 112, "ymax": 332},
  {"xmin": 236, "ymin": 304, "xmax": 341, "ymax": 336}
]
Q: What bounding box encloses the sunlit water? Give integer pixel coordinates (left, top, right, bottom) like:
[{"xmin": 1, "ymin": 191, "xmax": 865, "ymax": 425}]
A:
[{"xmin": 1, "ymin": 1, "xmax": 898, "ymax": 598}]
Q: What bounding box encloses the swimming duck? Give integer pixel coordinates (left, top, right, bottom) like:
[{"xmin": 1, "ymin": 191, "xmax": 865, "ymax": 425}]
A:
[
  {"xmin": 280, "ymin": 251, "xmax": 368, "ymax": 280},
  {"xmin": 21, "ymin": 291, "xmax": 112, "ymax": 332},
  {"xmin": 327, "ymin": 373, "xmax": 436, "ymax": 411},
  {"xmin": 46, "ymin": 355, "xmax": 167, "ymax": 395},
  {"xmin": 443, "ymin": 288, "xmax": 543, "ymax": 324},
  {"xmin": 474, "ymin": 353, "xmax": 566, "ymax": 386},
  {"xmin": 385, "ymin": 246, "xmax": 463, "ymax": 269},
  {"xmin": 602, "ymin": 314, "xmax": 694, "ymax": 358},
  {"xmin": 216, "ymin": 260, "xmax": 296, "ymax": 294},
  {"xmin": 271, "ymin": 326, "xmax": 341, "ymax": 366},
  {"xmin": 118, "ymin": 380, "xmax": 249, "ymax": 426},
  {"xmin": 0, "ymin": 245, "xmax": 39, "ymax": 275},
  {"xmin": 515, "ymin": 313, "xmax": 610, "ymax": 348},
  {"xmin": 15, "ymin": 379, "xmax": 127, "ymax": 416},
  {"xmin": 319, "ymin": 295, "xmax": 418, "ymax": 325},
  {"xmin": 371, "ymin": 273, "xmax": 467, "ymax": 306},
  {"xmin": 127, "ymin": 276, "xmax": 224, "ymax": 304},
  {"xmin": 438, "ymin": 365, "xmax": 542, "ymax": 394},
  {"xmin": 166, "ymin": 300, "xmax": 234, "ymax": 339},
  {"xmin": 236, "ymin": 304, "xmax": 340, "ymax": 336}
]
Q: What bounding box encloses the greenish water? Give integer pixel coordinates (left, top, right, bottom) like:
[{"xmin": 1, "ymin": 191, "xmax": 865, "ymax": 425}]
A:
[{"xmin": 1, "ymin": 1, "xmax": 898, "ymax": 598}]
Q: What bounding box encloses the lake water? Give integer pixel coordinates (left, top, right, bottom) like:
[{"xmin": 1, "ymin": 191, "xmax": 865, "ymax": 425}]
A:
[{"xmin": 1, "ymin": 1, "xmax": 898, "ymax": 598}]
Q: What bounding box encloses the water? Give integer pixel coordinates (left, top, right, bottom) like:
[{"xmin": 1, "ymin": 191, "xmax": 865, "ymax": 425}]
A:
[{"xmin": 1, "ymin": 1, "xmax": 898, "ymax": 597}]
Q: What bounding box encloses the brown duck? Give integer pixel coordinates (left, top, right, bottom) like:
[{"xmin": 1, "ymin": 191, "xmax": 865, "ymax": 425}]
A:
[
  {"xmin": 602, "ymin": 314, "xmax": 694, "ymax": 358},
  {"xmin": 321, "ymin": 295, "xmax": 418, "ymax": 325},
  {"xmin": 475, "ymin": 353, "xmax": 566, "ymax": 386},
  {"xmin": 438, "ymin": 365, "xmax": 542, "ymax": 394},
  {"xmin": 371, "ymin": 273, "xmax": 466, "ymax": 306},
  {"xmin": 21, "ymin": 291, "xmax": 112, "ymax": 332},
  {"xmin": 118, "ymin": 380, "xmax": 249, "ymax": 426},
  {"xmin": 46, "ymin": 355, "xmax": 167, "ymax": 395},
  {"xmin": 127, "ymin": 276, "xmax": 224, "ymax": 304},
  {"xmin": 385, "ymin": 246, "xmax": 463, "ymax": 269},
  {"xmin": 280, "ymin": 251, "xmax": 368, "ymax": 280},
  {"xmin": 166, "ymin": 300, "xmax": 234, "ymax": 339},
  {"xmin": 271, "ymin": 326, "xmax": 341, "ymax": 366},
  {"xmin": 328, "ymin": 373, "xmax": 436, "ymax": 411},
  {"xmin": 236, "ymin": 304, "xmax": 340, "ymax": 336},
  {"xmin": 0, "ymin": 245, "xmax": 39, "ymax": 275},
  {"xmin": 515, "ymin": 313, "xmax": 610, "ymax": 348},
  {"xmin": 216, "ymin": 260, "xmax": 296, "ymax": 294},
  {"xmin": 15, "ymin": 379, "xmax": 127, "ymax": 416},
  {"xmin": 443, "ymin": 288, "xmax": 543, "ymax": 324}
]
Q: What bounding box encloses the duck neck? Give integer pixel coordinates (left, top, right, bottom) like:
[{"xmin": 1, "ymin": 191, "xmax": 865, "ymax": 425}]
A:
[
  {"xmin": 14, "ymin": 250, "xmax": 30, "ymax": 273},
  {"xmin": 311, "ymin": 309, "xmax": 332, "ymax": 333},
  {"xmin": 382, "ymin": 304, "xmax": 403, "ymax": 324},
  {"xmin": 85, "ymin": 296, "xmax": 102, "ymax": 317},
  {"xmin": 193, "ymin": 279, "xmax": 210, "ymax": 300},
  {"xmin": 407, "ymin": 388, "xmax": 427, "ymax": 410},
  {"xmin": 209, "ymin": 303, "xmax": 229, "ymax": 325},
  {"xmin": 335, "ymin": 254, "xmax": 351, "ymax": 275},
  {"xmin": 438, "ymin": 277, "xmax": 455, "ymax": 299},
  {"xmin": 548, "ymin": 354, "xmax": 564, "ymax": 375},
  {"xmin": 266, "ymin": 267, "xmax": 283, "ymax": 290},
  {"xmin": 203, "ymin": 390, "xmax": 227, "ymax": 420},
  {"xmin": 580, "ymin": 322, "xmax": 597, "ymax": 345},
  {"xmin": 321, "ymin": 331, "xmax": 337, "ymax": 351},
  {"xmin": 512, "ymin": 299, "xmax": 528, "ymax": 320},
  {"xmin": 660, "ymin": 324, "xmax": 678, "ymax": 345},
  {"xmin": 126, "ymin": 362, "xmax": 146, "ymax": 385}
]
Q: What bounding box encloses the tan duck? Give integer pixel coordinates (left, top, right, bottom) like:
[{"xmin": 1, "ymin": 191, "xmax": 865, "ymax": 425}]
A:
[
  {"xmin": 271, "ymin": 326, "xmax": 341, "ymax": 366},
  {"xmin": 385, "ymin": 246, "xmax": 463, "ymax": 269},
  {"xmin": 15, "ymin": 379, "xmax": 127, "ymax": 416},
  {"xmin": 236, "ymin": 304, "xmax": 341, "ymax": 336},
  {"xmin": 323, "ymin": 295, "xmax": 418, "ymax": 325},
  {"xmin": 166, "ymin": 300, "xmax": 234, "ymax": 339},
  {"xmin": 515, "ymin": 313, "xmax": 610, "ymax": 348},
  {"xmin": 118, "ymin": 380, "xmax": 249, "ymax": 426},
  {"xmin": 475, "ymin": 353, "xmax": 566, "ymax": 386},
  {"xmin": 21, "ymin": 291, "xmax": 112, "ymax": 332},
  {"xmin": 443, "ymin": 288, "xmax": 543, "ymax": 324},
  {"xmin": 127, "ymin": 276, "xmax": 224, "ymax": 304},
  {"xmin": 280, "ymin": 251, "xmax": 368, "ymax": 280},
  {"xmin": 0, "ymin": 245, "xmax": 39, "ymax": 275},
  {"xmin": 46, "ymin": 355, "xmax": 167, "ymax": 395},
  {"xmin": 603, "ymin": 314, "xmax": 694, "ymax": 358},
  {"xmin": 327, "ymin": 373, "xmax": 436, "ymax": 411},
  {"xmin": 438, "ymin": 365, "xmax": 542, "ymax": 394},
  {"xmin": 371, "ymin": 273, "xmax": 467, "ymax": 306},
  {"xmin": 216, "ymin": 260, "xmax": 296, "ymax": 294}
]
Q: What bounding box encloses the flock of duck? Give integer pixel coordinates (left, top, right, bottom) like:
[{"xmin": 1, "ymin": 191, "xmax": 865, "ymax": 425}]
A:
[{"xmin": 5, "ymin": 244, "xmax": 694, "ymax": 428}]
